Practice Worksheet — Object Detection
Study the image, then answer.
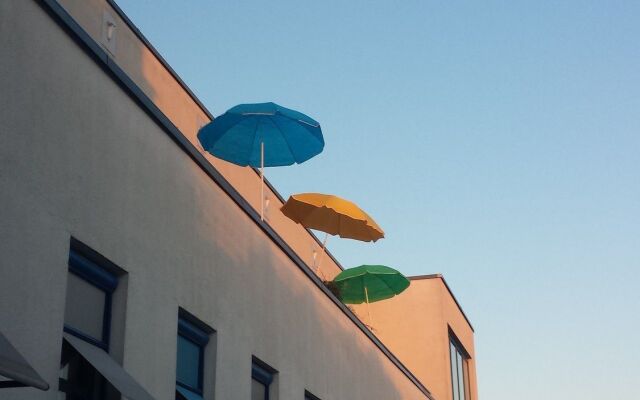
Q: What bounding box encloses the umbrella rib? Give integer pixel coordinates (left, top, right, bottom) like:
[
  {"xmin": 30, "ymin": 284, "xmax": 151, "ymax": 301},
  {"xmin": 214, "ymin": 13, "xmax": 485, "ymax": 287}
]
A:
[
  {"xmin": 208, "ymin": 116, "xmax": 256, "ymax": 154},
  {"xmin": 299, "ymin": 204, "xmax": 323, "ymax": 230},
  {"xmin": 302, "ymin": 205, "xmax": 335, "ymax": 235},
  {"xmin": 298, "ymin": 119, "xmax": 320, "ymax": 128},
  {"xmin": 340, "ymin": 213, "xmax": 372, "ymax": 241},
  {"xmin": 295, "ymin": 117, "xmax": 325, "ymax": 145},
  {"xmin": 268, "ymin": 115, "xmax": 298, "ymax": 163},
  {"xmin": 319, "ymin": 205, "xmax": 342, "ymax": 236},
  {"xmin": 284, "ymin": 202, "xmax": 306, "ymax": 225},
  {"xmin": 248, "ymin": 116, "xmax": 262, "ymax": 165},
  {"xmin": 370, "ymin": 273, "xmax": 395, "ymax": 300}
]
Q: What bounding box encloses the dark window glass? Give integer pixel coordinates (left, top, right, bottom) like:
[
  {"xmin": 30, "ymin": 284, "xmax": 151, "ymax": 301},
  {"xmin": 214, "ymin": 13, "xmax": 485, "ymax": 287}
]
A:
[
  {"xmin": 450, "ymin": 337, "xmax": 468, "ymax": 400},
  {"xmin": 450, "ymin": 342, "xmax": 459, "ymax": 400},
  {"xmin": 176, "ymin": 335, "xmax": 202, "ymax": 390},
  {"xmin": 457, "ymin": 351, "xmax": 465, "ymax": 400},
  {"xmin": 176, "ymin": 317, "xmax": 209, "ymax": 400}
]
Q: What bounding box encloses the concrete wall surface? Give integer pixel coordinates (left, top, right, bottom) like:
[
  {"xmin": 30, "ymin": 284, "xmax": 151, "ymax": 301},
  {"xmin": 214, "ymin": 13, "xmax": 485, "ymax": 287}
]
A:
[
  {"xmin": 352, "ymin": 277, "xmax": 478, "ymax": 400},
  {"xmin": 0, "ymin": 1, "xmax": 434, "ymax": 399}
]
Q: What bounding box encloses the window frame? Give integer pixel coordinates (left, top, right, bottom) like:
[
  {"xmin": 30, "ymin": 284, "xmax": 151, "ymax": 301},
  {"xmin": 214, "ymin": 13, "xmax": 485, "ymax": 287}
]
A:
[
  {"xmin": 449, "ymin": 331, "xmax": 470, "ymax": 400},
  {"xmin": 63, "ymin": 243, "xmax": 118, "ymax": 351},
  {"xmin": 176, "ymin": 318, "xmax": 209, "ymax": 396},
  {"xmin": 59, "ymin": 239, "xmax": 121, "ymax": 400},
  {"xmin": 251, "ymin": 357, "xmax": 276, "ymax": 400},
  {"xmin": 175, "ymin": 311, "xmax": 213, "ymax": 400}
]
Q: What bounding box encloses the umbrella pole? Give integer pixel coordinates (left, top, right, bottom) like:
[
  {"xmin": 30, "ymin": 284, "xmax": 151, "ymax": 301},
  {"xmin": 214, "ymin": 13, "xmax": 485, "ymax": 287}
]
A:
[
  {"xmin": 260, "ymin": 141, "xmax": 264, "ymax": 221},
  {"xmin": 364, "ymin": 285, "xmax": 374, "ymax": 328},
  {"xmin": 315, "ymin": 233, "xmax": 329, "ymax": 273}
]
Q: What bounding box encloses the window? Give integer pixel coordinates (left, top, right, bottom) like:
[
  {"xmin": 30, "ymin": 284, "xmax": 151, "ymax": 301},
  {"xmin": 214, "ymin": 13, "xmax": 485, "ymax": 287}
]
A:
[
  {"xmin": 176, "ymin": 315, "xmax": 211, "ymax": 400},
  {"xmin": 449, "ymin": 334, "xmax": 469, "ymax": 400},
  {"xmin": 64, "ymin": 248, "xmax": 118, "ymax": 349},
  {"xmin": 251, "ymin": 358, "xmax": 276, "ymax": 400},
  {"xmin": 59, "ymin": 239, "xmax": 155, "ymax": 400},
  {"xmin": 59, "ymin": 241, "xmax": 118, "ymax": 400}
]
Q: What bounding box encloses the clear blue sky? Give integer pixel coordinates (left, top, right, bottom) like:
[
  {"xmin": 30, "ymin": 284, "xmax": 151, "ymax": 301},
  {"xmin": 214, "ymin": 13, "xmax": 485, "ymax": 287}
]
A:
[{"xmin": 115, "ymin": 1, "xmax": 639, "ymax": 399}]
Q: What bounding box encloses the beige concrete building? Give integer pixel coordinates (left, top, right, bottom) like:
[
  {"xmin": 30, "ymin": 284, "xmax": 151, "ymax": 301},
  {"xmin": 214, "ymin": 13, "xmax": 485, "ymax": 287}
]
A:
[
  {"xmin": 0, "ymin": 1, "xmax": 478, "ymax": 399},
  {"xmin": 354, "ymin": 275, "xmax": 478, "ymax": 400}
]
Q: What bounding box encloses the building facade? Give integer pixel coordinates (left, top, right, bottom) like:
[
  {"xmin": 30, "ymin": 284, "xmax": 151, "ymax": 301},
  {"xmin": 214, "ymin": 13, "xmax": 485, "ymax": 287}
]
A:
[
  {"xmin": 0, "ymin": 1, "xmax": 478, "ymax": 399},
  {"xmin": 353, "ymin": 275, "xmax": 478, "ymax": 400}
]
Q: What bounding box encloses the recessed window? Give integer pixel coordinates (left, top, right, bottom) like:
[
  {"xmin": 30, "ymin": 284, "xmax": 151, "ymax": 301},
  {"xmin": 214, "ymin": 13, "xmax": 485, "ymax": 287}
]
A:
[
  {"xmin": 59, "ymin": 241, "xmax": 118, "ymax": 399},
  {"xmin": 252, "ymin": 358, "xmax": 276, "ymax": 400},
  {"xmin": 176, "ymin": 314, "xmax": 211, "ymax": 400},
  {"xmin": 450, "ymin": 334, "xmax": 469, "ymax": 400},
  {"xmin": 59, "ymin": 239, "xmax": 153, "ymax": 400},
  {"xmin": 63, "ymin": 249, "xmax": 117, "ymax": 349}
]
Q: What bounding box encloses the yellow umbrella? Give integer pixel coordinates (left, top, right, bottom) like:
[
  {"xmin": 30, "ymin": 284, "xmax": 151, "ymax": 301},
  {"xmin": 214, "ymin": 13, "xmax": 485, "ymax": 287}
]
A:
[{"xmin": 281, "ymin": 193, "xmax": 384, "ymax": 271}]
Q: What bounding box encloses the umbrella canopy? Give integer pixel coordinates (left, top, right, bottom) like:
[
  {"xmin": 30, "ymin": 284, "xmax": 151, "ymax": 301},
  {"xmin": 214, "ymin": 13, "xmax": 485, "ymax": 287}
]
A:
[
  {"xmin": 197, "ymin": 102, "xmax": 324, "ymax": 167},
  {"xmin": 198, "ymin": 102, "xmax": 324, "ymax": 220},
  {"xmin": 333, "ymin": 265, "xmax": 410, "ymax": 304},
  {"xmin": 280, "ymin": 193, "xmax": 384, "ymax": 242}
]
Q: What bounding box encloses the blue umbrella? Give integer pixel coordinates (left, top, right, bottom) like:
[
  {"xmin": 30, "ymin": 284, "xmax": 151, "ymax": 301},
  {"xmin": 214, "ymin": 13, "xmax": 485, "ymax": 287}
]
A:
[{"xmin": 198, "ymin": 102, "xmax": 324, "ymax": 219}]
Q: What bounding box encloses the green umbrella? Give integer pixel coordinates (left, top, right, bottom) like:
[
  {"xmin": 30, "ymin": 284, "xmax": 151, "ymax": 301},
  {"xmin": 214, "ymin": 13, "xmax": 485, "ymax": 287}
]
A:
[{"xmin": 332, "ymin": 265, "xmax": 410, "ymax": 326}]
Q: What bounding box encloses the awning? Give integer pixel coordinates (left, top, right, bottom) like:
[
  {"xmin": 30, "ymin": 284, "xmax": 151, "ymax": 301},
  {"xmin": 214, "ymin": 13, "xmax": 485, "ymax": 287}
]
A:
[
  {"xmin": 63, "ymin": 334, "xmax": 156, "ymax": 400},
  {"xmin": 0, "ymin": 330, "xmax": 49, "ymax": 390}
]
